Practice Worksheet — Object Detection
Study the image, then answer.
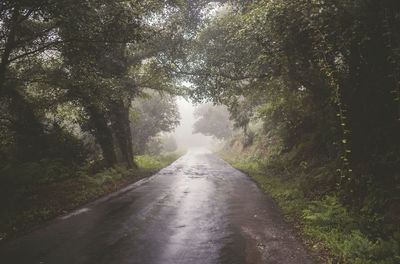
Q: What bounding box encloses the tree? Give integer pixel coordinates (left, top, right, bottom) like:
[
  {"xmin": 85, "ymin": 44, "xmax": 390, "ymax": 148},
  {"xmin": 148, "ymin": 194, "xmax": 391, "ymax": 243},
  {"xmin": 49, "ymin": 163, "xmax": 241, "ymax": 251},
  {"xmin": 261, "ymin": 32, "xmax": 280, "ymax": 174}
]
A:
[
  {"xmin": 193, "ymin": 103, "xmax": 233, "ymax": 139},
  {"xmin": 130, "ymin": 92, "xmax": 180, "ymax": 154},
  {"xmin": 0, "ymin": 0, "xmax": 66, "ymax": 162},
  {"xmin": 186, "ymin": 0, "xmax": 400, "ymax": 209},
  {"xmin": 0, "ymin": 0, "xmax": 214, "ymax": 168},
  {"xmin": 162, "ymin": 135, "xmax": 178, "ymax": 153},
  {"xmin": 145, "ymin": 134, "xmax": 178, "ymax": 155}
]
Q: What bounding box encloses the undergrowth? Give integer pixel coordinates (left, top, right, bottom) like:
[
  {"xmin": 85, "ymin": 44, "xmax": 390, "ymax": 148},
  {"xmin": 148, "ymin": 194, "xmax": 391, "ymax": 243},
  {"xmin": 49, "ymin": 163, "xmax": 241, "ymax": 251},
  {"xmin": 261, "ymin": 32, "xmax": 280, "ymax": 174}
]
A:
[
  {"xmin": 0, "ymin": 152, "xmax": 182, "ymax": 241},
  {"xmin": 220, "ymin": 132, "xmax": 400, "ymax": 264}
]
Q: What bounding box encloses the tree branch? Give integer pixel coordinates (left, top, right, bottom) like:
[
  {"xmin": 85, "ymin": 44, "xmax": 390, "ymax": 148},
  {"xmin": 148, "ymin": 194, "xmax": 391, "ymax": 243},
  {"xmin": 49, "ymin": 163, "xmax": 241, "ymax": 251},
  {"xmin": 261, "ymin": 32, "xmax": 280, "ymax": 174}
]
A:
[{"xmin": 8, "ymin": 41, "xmax": 62, "ymax": 63}]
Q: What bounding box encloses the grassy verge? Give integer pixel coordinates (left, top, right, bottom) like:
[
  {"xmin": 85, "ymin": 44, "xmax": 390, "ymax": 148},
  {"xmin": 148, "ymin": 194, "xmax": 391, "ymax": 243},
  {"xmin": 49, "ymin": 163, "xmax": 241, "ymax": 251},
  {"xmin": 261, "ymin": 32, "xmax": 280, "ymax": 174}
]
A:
[
  {"xmin": 219, "ymin": 153, "xmax": 400, "ymax": 264},
  {"xmin": 0, "ymin": 152, "xmax": 183, "ymax": 241}
]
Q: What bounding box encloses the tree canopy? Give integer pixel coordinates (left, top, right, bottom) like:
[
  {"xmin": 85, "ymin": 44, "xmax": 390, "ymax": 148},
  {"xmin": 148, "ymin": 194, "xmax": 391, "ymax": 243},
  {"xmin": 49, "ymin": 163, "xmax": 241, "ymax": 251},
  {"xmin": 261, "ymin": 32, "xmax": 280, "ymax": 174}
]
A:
[
  {"xmin": 0, "ymin": 0, "xmax": 217, "ymax": 169},
  {"xmin": 1, "ymin": 1, "xmax": 399, "ymax": 260}
]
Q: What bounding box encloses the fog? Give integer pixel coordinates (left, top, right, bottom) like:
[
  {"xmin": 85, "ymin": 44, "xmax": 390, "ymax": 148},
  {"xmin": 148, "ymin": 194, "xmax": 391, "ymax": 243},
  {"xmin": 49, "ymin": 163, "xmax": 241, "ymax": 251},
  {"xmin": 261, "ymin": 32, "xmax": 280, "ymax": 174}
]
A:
[{"xmin": 173, "ymin": 97, "xmax": 214, "ymax": 150}]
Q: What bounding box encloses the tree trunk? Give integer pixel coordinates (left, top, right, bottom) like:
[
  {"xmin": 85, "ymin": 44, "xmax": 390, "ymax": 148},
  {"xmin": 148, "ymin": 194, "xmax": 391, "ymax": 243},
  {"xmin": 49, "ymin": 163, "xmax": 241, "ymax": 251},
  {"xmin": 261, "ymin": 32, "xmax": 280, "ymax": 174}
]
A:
[
  {"xmin": 0, "ymin": 8, "xmax": 19, "ymax": 96},
  {"xmin": 6, "ymin": 87, "xmax": 46, "ymax": 163},
  {"xmin": 86, "ymin": 105, "xmax": 117, "ymax": 167},
  {"xmin": 110, "ymin": 100, "xmax": 136, "ymax": 169}
]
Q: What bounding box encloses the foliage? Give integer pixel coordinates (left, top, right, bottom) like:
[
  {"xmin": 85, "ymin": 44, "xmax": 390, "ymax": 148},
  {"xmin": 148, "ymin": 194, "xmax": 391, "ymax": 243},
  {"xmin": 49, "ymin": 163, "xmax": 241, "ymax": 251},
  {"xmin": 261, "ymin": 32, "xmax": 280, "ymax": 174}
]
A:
[
  {"xmin": 185, "ymin": 4, "xmax": 400, "ymax": 261},
  {"xmin": 220, "ymin": 126, "xmax": 400, "ymax": 264},
  {"xmin": 0, "ymin": 152, "xmax": 182, "ymax": 240},
  {"xmin": 130, "ymin": 92, "xmax": 180, "ymax": 154},
  {"xmin": 0, "ymin": 0, "xmax": 216, "ymax": 240},
  {"xmin": 1, "ymin": 1, "xmax": 400, "ymax": 262},
  {"xmin": 162, "ymin": 135, "xmax": 178, "ymax": 153},
  {"xmin": 193, "ymin": 103, "xmax": 233, "ymax": 139},
  {"xmin": 0, "ymin": 1, "xmax": 224, "ymax": 210},
  {"xmin": 303, "ymin": 196, "xmax": 400, "ymax": 264},
  {"xmin": 144, "ymin": 134, "xmax": 178, "ymax": 155}
]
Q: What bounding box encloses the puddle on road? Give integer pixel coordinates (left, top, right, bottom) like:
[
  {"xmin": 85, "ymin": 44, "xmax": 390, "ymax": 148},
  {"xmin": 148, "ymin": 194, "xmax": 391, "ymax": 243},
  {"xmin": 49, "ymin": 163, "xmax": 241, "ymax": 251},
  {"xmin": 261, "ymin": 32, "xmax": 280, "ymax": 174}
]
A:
[{"xmin": 60, "ymin": 208, "xmax": 91, "ymax": 220}]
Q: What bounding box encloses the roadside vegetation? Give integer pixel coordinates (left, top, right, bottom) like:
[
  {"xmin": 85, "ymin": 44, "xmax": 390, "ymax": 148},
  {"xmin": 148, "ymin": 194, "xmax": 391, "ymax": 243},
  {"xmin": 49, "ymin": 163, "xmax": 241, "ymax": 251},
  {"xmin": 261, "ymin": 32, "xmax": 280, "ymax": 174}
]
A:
[
  {"xmin": 188, "ymin": 1, "xmax": 400, "ymax": 263},
  {"xmin": 218, "ymin": 126, "xmax": 399, "ymax": 264},
  {"xmin": 0, "ymin": 0, "xmax": 195, "ymax": 241},
  {"xmin": 0, "ymin": 152, "xmax": 183, "ymax": 241},
  {"xmin": 1, "ymin": 0, "xmax": 399, "ymax": 262}
]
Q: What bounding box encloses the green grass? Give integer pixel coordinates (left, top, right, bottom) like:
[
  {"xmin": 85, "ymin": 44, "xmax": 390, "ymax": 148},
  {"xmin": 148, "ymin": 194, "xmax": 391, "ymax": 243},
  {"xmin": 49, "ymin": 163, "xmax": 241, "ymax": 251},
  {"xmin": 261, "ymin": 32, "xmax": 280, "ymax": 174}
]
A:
[
  {"xmin": 0, "ymin": 152, "xmax": 183, "ymax": 241},
  {"xmin": 220, "ymin": 153, "xmax": 400, "ymax": 264},
  {"xmin": 135, "ymin": 152, "xmax": 183, "ymax": 173}
]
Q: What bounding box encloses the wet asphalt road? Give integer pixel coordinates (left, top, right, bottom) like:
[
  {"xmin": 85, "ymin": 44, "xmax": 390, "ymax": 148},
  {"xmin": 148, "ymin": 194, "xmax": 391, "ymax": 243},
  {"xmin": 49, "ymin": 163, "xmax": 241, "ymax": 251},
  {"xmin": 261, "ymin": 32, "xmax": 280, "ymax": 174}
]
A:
[{"xmin": 0, "ymin": 148, "xmax": 314, "ymax": 264}]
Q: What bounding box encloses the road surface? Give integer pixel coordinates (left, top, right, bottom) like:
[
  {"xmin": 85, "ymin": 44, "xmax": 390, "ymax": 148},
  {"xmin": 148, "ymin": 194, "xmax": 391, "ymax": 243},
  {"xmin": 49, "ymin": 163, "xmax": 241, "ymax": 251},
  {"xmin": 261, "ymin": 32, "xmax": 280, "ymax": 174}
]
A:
[{"xmin": 0, "ymin": 148, "xmax": 314, "ymax": 264}]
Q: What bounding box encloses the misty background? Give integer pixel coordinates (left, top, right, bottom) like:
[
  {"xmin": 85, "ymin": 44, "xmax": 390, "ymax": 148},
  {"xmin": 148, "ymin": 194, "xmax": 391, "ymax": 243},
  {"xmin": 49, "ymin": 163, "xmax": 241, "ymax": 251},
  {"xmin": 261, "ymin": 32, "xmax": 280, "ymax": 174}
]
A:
[{"xmin": 173, "ymin": 98, "xmax": 214, "ymax": 150}]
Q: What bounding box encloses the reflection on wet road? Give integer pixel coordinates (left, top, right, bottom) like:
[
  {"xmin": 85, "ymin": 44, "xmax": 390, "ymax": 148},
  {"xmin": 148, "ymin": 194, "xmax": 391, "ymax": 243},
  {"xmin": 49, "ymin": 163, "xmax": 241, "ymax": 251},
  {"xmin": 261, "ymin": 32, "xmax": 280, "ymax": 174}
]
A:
[{"xmin": 0, "ymin": 148, "xmax": 314, "ymax": 264}]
